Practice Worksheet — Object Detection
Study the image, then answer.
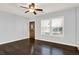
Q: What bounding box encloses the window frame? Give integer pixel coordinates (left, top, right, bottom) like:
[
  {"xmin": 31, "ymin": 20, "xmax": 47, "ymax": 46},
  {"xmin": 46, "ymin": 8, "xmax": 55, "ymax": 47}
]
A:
[{"xmin": 41, "ymin": 16, "xmax": 64, "ymax": 37}]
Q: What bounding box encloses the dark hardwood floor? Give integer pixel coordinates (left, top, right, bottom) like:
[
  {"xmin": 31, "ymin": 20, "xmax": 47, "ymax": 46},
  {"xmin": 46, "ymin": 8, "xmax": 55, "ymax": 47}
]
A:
[{"xmin": 0, "ymin": 39, "xmax": 79, "ymax": 55}]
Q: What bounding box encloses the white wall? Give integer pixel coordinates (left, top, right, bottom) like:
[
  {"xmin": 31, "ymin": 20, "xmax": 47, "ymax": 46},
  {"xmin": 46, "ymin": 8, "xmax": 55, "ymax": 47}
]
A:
[
  {"xmin": 0, "ymin": 11, "xmax": 28, "ymax": 44},
  {"xmin": 28, "ymin": 8, "xmax": 76, "ymax": 46},
  {"xmin": 77, "ymin": 7, "xmax": 79, "ymax": 47}
]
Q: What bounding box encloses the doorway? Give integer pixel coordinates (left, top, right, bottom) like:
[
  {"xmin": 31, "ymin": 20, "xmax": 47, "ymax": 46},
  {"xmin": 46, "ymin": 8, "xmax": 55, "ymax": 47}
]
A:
[{"xmin": 29, "ymin": 21, "xmax": 35, "ymax": 43}]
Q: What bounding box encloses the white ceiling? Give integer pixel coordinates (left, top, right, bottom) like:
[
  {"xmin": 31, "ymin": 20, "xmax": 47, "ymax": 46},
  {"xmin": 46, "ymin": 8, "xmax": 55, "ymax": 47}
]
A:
[{"xmin": 0, "ymin": 3, "xmax": 79, "ymax": 18}]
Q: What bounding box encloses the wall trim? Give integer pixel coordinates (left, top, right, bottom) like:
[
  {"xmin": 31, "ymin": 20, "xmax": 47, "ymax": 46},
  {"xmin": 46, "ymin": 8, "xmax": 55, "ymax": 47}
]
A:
[
  {"xmin": 36, "ymin": 38, "xmax": 78, "ymax": 47},
  {"xmin": 0, "ymin": 37, "xmax": 28, "ymax": 45}
]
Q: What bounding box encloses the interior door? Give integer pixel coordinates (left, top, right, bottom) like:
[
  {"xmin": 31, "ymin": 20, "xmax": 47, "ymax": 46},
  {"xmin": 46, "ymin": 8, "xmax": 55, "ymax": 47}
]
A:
[{"xmin": 29, "ymin": 21, "xmax": 35, "ymax": 40}]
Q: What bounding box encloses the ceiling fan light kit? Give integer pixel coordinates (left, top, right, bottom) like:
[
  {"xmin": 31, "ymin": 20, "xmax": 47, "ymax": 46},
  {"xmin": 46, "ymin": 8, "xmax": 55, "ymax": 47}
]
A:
[{"xmin": 20, "ymin": 3, "xmax": 43, "ymax": 15}]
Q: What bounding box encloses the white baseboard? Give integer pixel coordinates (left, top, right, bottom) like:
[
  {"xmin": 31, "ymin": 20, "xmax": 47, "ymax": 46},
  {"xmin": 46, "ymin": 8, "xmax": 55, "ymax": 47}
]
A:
[
  {"xmin": 0, "ymin": 37, "xmax": 28, "ymax": 45},
  {"xmin": 36, "ymin": 38, "xmax": 78, "ymax": 47},
  {"xmin": 0, "ymin": 38, "xmax": 78, "ymax": 48}
]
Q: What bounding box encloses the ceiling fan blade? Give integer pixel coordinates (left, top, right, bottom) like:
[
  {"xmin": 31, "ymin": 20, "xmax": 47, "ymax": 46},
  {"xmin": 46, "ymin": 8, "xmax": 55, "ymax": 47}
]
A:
[
  {"xmin": 33, "ymin": 11, "xmax": 36, "ymax": 15},
  {"xmin": 20, "ymin": 6, "xmax": 28, "ymax": 9},
  {"xmin": 25, "ymin": 11, "xmax": 29, "ymax": 13},
  {"xmin": 35, "ymin": 9, "xmax": 43, "ymax": 11}
]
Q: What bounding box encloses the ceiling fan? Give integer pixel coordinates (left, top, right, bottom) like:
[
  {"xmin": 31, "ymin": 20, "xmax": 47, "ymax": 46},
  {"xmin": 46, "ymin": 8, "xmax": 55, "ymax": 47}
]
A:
[{"xmin": 20, "ymin": 3, "xmax": 43, "ymax": 15}]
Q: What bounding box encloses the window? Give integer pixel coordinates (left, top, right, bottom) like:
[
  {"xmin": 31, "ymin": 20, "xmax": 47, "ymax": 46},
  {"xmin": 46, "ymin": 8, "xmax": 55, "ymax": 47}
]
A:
[
  {"xmin": 41, "ymin": 20, "xmax": 50, "ymax": 35},
  {"xmin": 41, "ymin": 16, "xmax": 64, "ymax": 37},
  {"xmin": 51, "ymin": 16, "xmax": 64, "ymax": 36}
]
